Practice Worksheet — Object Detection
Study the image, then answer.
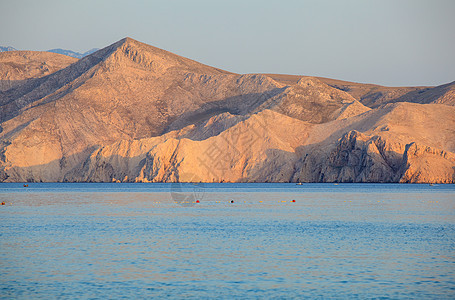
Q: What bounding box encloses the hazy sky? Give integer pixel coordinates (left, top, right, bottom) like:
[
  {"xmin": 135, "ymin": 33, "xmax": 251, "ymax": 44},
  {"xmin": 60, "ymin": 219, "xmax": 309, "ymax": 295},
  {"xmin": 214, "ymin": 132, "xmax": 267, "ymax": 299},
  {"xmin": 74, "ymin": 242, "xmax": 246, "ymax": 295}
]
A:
[{"xmin": 1, "ymin": 0, "xmax": 454, "ymax": 86}]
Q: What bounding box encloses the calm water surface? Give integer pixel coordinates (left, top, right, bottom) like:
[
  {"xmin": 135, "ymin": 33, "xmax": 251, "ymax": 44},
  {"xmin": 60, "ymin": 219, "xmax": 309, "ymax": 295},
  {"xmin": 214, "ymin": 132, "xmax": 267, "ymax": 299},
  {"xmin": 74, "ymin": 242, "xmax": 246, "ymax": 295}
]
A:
[{"xmin": 1, "ymin": 183, "xmax": 454, "ymax": 299}]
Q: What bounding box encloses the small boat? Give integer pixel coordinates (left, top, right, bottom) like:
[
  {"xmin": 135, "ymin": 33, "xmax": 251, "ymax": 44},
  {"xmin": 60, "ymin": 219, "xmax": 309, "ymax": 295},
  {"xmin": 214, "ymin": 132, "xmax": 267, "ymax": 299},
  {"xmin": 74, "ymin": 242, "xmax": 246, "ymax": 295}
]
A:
[
  {"xmin": 296, "ymin": 182, "xmax": 303, "ymax": 185},
  {"xmin": 429, "ymin": 183, "xmax": 435, "ymax": 186}
]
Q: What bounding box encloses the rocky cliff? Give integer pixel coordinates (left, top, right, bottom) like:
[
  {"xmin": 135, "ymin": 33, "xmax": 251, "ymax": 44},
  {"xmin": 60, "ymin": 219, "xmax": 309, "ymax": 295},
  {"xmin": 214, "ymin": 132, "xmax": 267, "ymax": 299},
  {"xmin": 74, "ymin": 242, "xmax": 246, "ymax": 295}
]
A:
[{"xmin": 0, "ymin": 38, "xmax": 454, "ymax": 183}]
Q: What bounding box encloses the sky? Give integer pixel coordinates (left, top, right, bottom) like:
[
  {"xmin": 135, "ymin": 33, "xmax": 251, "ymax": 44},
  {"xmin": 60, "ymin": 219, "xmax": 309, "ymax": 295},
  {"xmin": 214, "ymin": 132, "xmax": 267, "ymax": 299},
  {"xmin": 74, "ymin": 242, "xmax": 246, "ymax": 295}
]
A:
[{"xmin": 1, "ymin": 0, "xmax": 454, "ymax": 86}]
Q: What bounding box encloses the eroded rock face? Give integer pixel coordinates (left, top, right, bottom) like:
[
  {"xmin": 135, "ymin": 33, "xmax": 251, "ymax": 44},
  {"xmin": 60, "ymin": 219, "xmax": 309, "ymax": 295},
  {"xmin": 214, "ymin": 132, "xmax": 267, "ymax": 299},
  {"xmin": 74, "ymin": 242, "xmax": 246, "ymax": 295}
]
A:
[
  {"xmin": 1, "ymin": 38, "xmax": 454, "ymax": 183},
  {"xmin": 295, "ymin": 130, "xmax": 455, "ymax": 184},
  {"xmin": 400, "ymin": 143, "xmax": 455, "ymax": 183},
  {"xmin": 322, "ymin": 131, "xmax": 402, "ymax": 182}
]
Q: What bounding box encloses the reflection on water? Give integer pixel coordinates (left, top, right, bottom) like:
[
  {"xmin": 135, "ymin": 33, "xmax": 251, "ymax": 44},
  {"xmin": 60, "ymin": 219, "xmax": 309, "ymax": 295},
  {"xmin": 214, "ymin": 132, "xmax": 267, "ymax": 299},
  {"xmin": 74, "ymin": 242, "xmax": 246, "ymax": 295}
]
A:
[{"xmin": 0, "ymin": 183, "xmax": 454, "ymax": 298}]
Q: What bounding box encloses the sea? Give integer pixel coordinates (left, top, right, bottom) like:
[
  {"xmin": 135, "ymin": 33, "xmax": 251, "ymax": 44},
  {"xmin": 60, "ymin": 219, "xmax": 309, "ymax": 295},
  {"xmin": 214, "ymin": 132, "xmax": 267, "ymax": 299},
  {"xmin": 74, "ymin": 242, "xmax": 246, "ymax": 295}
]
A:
[{"xmin": 0, "ymin": 183, "xmax": 454, "ymax": 299}]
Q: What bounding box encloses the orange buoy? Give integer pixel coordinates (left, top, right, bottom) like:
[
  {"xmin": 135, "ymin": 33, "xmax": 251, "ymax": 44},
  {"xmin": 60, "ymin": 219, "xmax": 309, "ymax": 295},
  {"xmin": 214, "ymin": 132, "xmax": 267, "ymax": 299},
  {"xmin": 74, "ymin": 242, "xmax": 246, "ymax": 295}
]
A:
[
  {"xmin": 1, "ymin": 202, "xmax": 5, "ymax": 205},
  {"xmin": 291, "ymin": 200, "xmax": 296, "ymax": 202}
]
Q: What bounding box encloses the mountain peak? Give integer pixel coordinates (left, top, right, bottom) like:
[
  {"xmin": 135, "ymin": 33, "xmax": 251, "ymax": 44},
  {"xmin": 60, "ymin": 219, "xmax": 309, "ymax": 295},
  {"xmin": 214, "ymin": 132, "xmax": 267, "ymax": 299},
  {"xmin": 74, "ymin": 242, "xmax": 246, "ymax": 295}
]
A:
[
  {"xmin": 95, "ymin": 37, "xmax": 232, "ymax": 75},
  {"xmin": 109, "ymin": 37, "xmax": 141, "ymax": 50},
  {"xmin": 119, "ymin": 36, "xmax": 138, "ymax": 44}
]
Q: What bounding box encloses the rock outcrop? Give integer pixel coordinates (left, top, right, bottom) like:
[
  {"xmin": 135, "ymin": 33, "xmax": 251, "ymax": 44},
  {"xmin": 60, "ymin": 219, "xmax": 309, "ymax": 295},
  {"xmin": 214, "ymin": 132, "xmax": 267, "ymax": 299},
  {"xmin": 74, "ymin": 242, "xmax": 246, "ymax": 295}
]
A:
[{"xmin": 400, "ymin": 142, "xmax": 455, "ymax": 183}]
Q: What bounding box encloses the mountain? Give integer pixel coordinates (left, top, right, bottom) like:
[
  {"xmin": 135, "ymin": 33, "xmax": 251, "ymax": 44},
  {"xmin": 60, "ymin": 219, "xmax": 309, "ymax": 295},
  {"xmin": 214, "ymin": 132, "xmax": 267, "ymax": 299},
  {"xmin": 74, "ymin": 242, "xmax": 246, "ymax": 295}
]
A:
[
  {"xmin": 0, "ymin": 37, "xmax": 454, "ymax": 183},
  {"xmin": 0, "ymin": 46, "xmax": 16, "ymax": 52},
  {"xmin": 46, "ymin": 48, "xmax": 99, "ymax": 59},
  {"xmin": 0, "ymin": 45, "xmax": 99, "ymax": 58}
]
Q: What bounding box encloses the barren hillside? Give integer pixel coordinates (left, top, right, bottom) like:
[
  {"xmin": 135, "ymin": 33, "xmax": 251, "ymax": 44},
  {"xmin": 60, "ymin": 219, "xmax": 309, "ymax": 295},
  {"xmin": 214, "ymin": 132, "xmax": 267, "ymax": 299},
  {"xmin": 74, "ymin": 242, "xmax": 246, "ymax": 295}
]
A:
[
  {"xmin": 0, "ymin": 50, "xmax": 78, "ymax": 91},
  {"xmin": 265, "ymin": 74, "xmax": 455, "ymax": 108}
]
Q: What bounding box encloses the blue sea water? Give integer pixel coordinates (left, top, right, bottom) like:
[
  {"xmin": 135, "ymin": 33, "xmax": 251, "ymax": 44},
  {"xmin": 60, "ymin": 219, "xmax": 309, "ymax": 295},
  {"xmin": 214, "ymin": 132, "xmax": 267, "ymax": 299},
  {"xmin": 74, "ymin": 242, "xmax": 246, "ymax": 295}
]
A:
[{"xmin": 0, "ymin": 183, "xmax": 454, "ymax": 299}]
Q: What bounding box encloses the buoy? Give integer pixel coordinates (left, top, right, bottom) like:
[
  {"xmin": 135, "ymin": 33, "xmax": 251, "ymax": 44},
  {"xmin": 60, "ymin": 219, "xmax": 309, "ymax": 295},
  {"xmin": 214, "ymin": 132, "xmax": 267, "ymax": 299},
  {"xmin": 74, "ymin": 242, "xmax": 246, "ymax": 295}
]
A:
[
  {"xmin": 23, "ymin": 184, "xmax": 28, "ymax": 187},
  {"xmin": 196, "ymin": 200, "xmax": 200, "ymax": 203},
  {"xmin": 291, "ymin": 200, "xmax": 296, "ymax": 202},
  {"xmin": 1, "ymin": 202, "xmax": 5, "ymax": 205},
  {"xmin": 230, "ymin": 200, "xmax": 234, "ymax": 203}
]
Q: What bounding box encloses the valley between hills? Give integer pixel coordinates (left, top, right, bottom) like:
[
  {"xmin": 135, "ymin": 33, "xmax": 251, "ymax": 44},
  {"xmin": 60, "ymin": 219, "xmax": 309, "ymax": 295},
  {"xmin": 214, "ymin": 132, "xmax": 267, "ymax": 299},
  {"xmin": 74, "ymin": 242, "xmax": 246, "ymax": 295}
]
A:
[{"xmin": 0, "ymin": 37, "xmax": 454, "ymax": 183}]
